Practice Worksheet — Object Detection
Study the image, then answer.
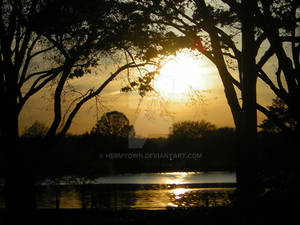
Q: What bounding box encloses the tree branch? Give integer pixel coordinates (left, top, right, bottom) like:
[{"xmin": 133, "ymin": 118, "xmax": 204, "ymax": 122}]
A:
[
  {"xmin": 57, "ymin": 62, "xmax": 151, "ymax": 137},
  {"xmin": 256, "ymin": 103, "xmax": 292, "ymax": 133},
  {"xmin": 280, "ymin": 36, "xmax": 300, "ymax": 43},
  {"xmin": 257, "ymin": 46, "xmax": 274, "ymax": 69},
  {"xmin": 45, "ymin": 35, "xmax": 70, "ymax": 59},
  {"xmin": 254, "ymin": 32, "xmax": 267, "ymax": 55},
  {"xmin": 259, "ymin": 1, "xmax": 299, "ymax": 96},
  {"xmin": 17, "ymin": 69, "xmax": 62, "ymax": 114},
  {"xmin": 46, "ymin": 62, "xmax": 73, "ymax": 138},
  {"xmin": 275, "ymin": 66, "xmax": 285, "ymax": 94},
  {"xmin": 18, "ymin": 34, "xmax": 41, "ymax": 85},
  {"xmin": 257, "ymin": 68, "xmax": 289, "ymax": 103},
  {"xmin": 22, "ymin": 66, "xmax": 63, "ymax": 84}
]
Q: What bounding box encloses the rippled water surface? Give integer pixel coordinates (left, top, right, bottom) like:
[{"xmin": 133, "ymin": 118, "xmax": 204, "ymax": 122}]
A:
[
  {"xmin": 93, "ymin": 171, "xmax": 236, "ymax": 185},
  {"xmin": 36, "ymin": 172, "xmax": 236, "ymax": 210},
  {"xmin": 0, "ymin": 172, "xmax": 236, "ymax": 210}
]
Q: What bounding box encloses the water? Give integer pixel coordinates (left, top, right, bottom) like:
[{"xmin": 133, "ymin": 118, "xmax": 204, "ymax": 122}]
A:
[
  {"xmin": 1, "ymin": 172, "xmax": 237, "ymax": 210},
  {"xmin": 93, "ymin": 171, "xmax": 236, "ymax": 185},
  {"xmin": 36, "ymin": 171, "xmax": 236, "ymax": 210}
]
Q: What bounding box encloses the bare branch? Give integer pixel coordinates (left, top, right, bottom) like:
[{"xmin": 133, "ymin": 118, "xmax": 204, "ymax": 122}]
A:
[
  {"xmin": 275, "ymin": 66, "xmax": 285, "ymax": 94},
  {"xmin": 257, "ymin": 68, "xmax": 289, "ymax": 103},
  {"xmin": 59, "ymin": 89, "xmax": 93, "ymax": 132},
  {"xmin": 22, "ymin": 66, "xmax": 63, "ymax": 84},
  {"xmin": 18, "ymin": 34, "xmax": 41, "ymax": 85},
  {"xmin": 18, "ymin": 70, "xmax": 61, "ymax": 114},
  {"xmin": 254, "ymin": 32, "xmax": 267, "ymax": 54},
  {"xmin": 257, "ymin": 47, "xmax": 274, "ymax": 69},
  {"xmin": 57, "ymin": 62, "xmax": 152, "ymax": 137},
  {"xmin": 279, "ymin": 36, "xmax": 300, "ymax": 43},
  {"xmin": 30, "ymin": 45, "xmax": 55, "ymax": 59}
]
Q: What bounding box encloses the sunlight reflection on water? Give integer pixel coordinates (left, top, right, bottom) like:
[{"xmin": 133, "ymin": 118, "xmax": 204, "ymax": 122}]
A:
[
  {"xmin": 34, "ymin": 186, "xmax": 235, "ymax": 210},
  {"xmin": 32, "ymin": 172, "xmax": 236, "ymax": 210},
  {"xmin": 0, "ymin": 172, "xmax": 236, "ymax": 209},
  {"xmin": 93, "ymin": 171, "xmax": 236, "ymax": 185},
  {"xmin": 171, "ymin": 188, "xmax": 192, "ymax": 196}
]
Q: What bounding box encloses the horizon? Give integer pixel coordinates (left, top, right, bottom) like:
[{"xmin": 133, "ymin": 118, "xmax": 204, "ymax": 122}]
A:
[{"xmin": 19, "ymin": 49, "xmax": 273, "ymax": 138}]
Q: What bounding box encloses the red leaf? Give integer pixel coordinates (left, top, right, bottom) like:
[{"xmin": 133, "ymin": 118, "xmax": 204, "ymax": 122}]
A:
[{"xmin": 192, "ymin": 39, "xmax": 206, "ymax": 53}]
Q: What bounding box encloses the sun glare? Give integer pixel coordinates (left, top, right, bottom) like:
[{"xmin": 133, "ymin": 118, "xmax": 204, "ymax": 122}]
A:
[
  {"xmin": 153, "ymin": 51, "xmax": 210, "ymax": 101},
  {"xmin": 170, "ymin": 188, "xmax": 192, "ymax": 196}
]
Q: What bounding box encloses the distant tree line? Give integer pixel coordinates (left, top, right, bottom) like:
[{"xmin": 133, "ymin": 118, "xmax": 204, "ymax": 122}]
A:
[{"xmin": 15, "ymin": 110, "xmax": 294, "ymax": 178}]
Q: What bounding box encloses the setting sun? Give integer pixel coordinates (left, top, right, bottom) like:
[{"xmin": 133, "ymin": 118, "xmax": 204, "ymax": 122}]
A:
[{"xmin": 153, "ymin": 51, "xmax": 210, "ymax": 101}]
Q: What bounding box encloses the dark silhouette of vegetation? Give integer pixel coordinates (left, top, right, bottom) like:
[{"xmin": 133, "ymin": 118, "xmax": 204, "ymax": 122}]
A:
[
  {"xmin": 91, "ymin": 111, "xmax": 134, "ymax": 138},
  {"xmin": 169, "ymin": 120, "xmax": 217, "ymax": 139},
  {"xmin": 0, "ymin": 1, "xmax": 156, "ymax": 224},
  {"xmin": 1, "ymin": 0, "xmax": 299, "ymax": 224},
  {"xmin": 0, "ymin": 0, "xmax": 153, "ymax": 140},
  {"xmin": 1, "ymin": 117, "xmax": 298, "ymax": 224},
  {"xmin": 114, "ymin": 0, "xmax": 299, "ymax": 211},
  {"xmin": 18, "ymin": 119, "xmax": 236, "ymax": 175},
  {"xmin": 259, "ymin": 97, "xmax": 298, "ymax": 133},
  {"xmin": 22, "ymin": 121, "xmax": 48, "ymax": 138}
]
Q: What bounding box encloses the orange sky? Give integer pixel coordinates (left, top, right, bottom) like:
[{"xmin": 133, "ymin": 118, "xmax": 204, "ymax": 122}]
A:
[{"xmin": 19, "ymin": 49, "xmax": 275, "ymax": 137}]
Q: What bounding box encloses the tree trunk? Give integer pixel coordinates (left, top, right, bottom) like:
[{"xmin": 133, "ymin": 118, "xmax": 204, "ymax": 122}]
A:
[
  {"xmin": 236, "ymin": 0, "xmax": 260, "ymax": 213},
  {"xmin": 198, "ymin": 0, "xmax": 243, "ymax": 132},
  {"xmin": 3, "ymin": 68, "xmax": 36, "ymax": 224}
]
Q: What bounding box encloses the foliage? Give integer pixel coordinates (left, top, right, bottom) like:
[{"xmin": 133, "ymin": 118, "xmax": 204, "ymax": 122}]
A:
[
  {"xmin": 259, "ymin": 97, "xmax": 298, "ymax": 133},
  {"xmin": 117, "ymin": 0, "xmax": 300, "ymax": 134},
  {"xmin": 121, "ymin": 71, "xmax": 157, "ymax": 97},
  {"xmin": 90, "ymin": 111, "xmax": 134, "ymax": 138},
  {"xmin": 22, "ymin": 120, "xmax": 48, "ymax": 138},
  {"xmin": 0, "ymin": 0, "xmax": 156, "ymax": 139},
  {"xmin": 169, "ymin": 120, "xmax": 217, "ymax": 139},
  {"xmin": 0, "ymin": 2, "xmax": 155, "ymax": 219}
]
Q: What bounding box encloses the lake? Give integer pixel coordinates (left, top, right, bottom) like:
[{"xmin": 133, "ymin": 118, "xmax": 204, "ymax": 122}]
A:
[
  {"xmin": 1, "ymin": 171, "xmax": 237, "ymax": 210},
  {"xmin": 92, "ymin": 171, "xmax": 236, "ymax": 185}
]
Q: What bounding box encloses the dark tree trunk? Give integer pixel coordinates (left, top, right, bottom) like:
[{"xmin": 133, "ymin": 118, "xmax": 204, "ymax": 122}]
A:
[
  {"xmin": 236, "ymin": 0, "xmax": 261, "ymax": 214},
  {"xmin": 203, "ymin": 3, "xmax": 242, "ymax": 132},
  {"xmin": 3, "ymin": 68, "xmax": 36, "ymax": 224}
]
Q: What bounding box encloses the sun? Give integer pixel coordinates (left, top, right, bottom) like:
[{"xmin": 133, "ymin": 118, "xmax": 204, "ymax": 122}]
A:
[{"xmin": 153, "ymin": 51, "xmax": 209, "ymax": 101}]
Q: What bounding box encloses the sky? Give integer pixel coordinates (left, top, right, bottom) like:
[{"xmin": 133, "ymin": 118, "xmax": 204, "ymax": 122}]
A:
[{"xmin": 19, "ymin": 49, "xmax": 275, "ymax": 138}]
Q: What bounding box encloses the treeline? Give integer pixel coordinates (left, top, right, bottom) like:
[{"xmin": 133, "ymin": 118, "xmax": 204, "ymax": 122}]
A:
[
  {"xmin": 3, "ymin": 127, "xmax": 294, "ymax": 179},
  {"xmin": 1, "ymin": 115, "xmax": 296, "ymax": 179},
  {"xmin": 5, "ymin": 128, "xmax": 237, "ymax": 177}
]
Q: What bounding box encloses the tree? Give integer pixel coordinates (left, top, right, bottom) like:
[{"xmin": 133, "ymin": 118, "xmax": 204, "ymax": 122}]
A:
[
  {"xmin": 0, "ymin": 0, "xmax": 155, "ymax": 140},
  {"xmin": 169, "ymin": 120, "xmax": 216, "ymax": 139},
  {"xmin": 118, "ymin": 0, "xmax": 299, "ymax": 208},
  {"xmin": 0, "ymin": 1, "xmax": 155, "ymax": 223},
  {"xmin": 91, "ymin": 111, "xmax": 134, "ymax": 138},
  {"xmin": 259, "ymin": 97, "xmax": 297, "ymax": 133},
  {"xmin": 22, "ymin": 120, "xmax": 48, "ymax": 137}
]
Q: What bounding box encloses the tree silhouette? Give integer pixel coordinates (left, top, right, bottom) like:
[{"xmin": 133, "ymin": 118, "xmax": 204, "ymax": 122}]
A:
[
  {"xmin": 1, "ymin": 0, "xmax": 298, "ymax": 223},
  {"xmin": 169, "ymin": 120, "xmax": 216, "ymax": 139},
  {"xmin": 0, "ymin": 0, "xmax": 155, "ymax": 140},
  {"xmin": 260, "ymin": 97, "xmax": 298, "ymax": 133},
  {"xmin": 91, "ymin": 111, "xmax": 134, "ymax": 138},
  {"xmin": 118, "ymin": 0, "xmax": 299, "ymax": 209},
  {"xmin": 22, "ymin": 120, "xmax": 48, "ymax": 138},
  {"xmin": 0, "ymin": 1, "xmax": 155, "ymax": 223}
]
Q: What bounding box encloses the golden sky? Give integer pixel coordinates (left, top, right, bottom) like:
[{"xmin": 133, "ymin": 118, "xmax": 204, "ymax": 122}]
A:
[{"xmin": 19, "ymin": 49, "xmax": 275, "ymax": 137}]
